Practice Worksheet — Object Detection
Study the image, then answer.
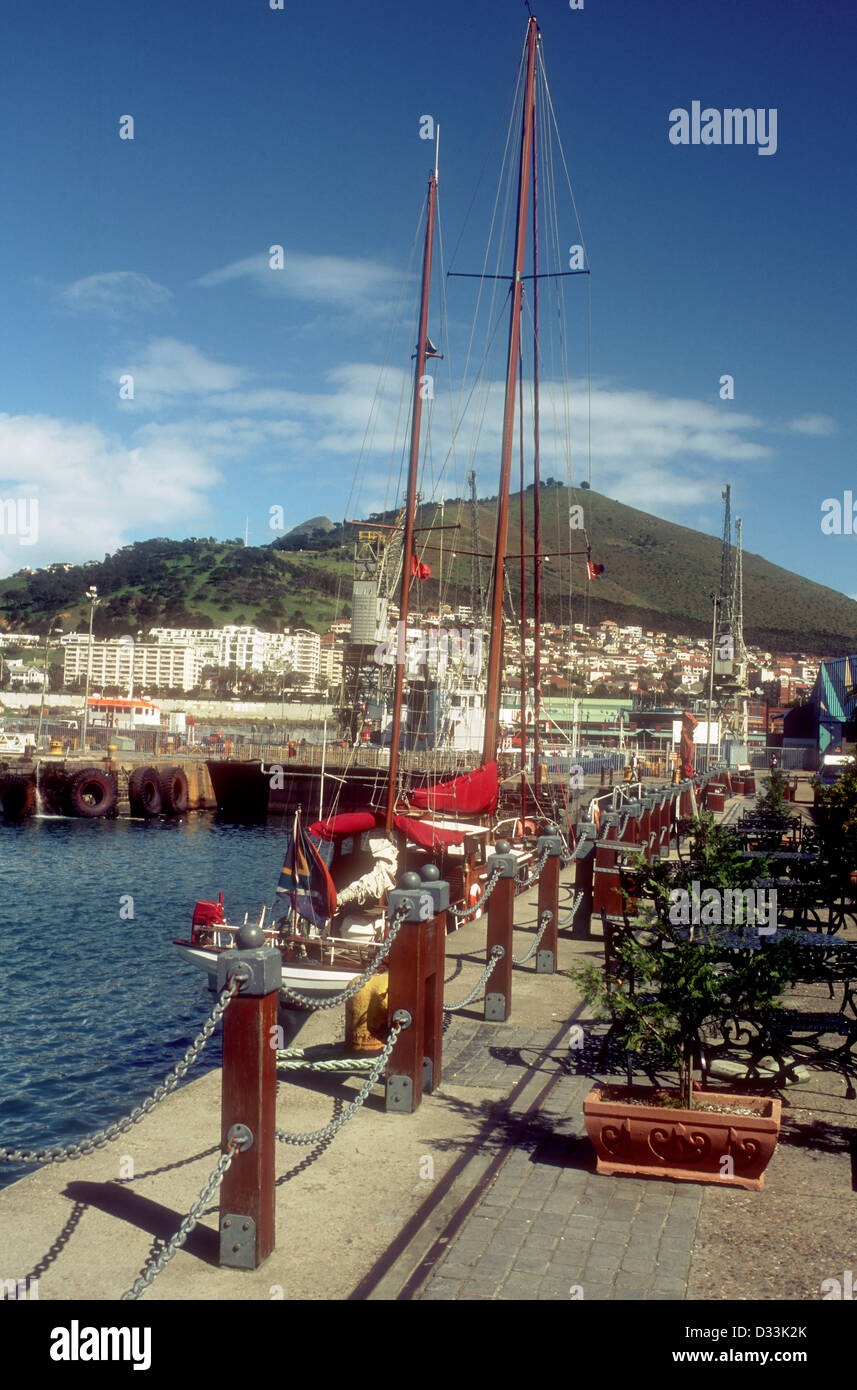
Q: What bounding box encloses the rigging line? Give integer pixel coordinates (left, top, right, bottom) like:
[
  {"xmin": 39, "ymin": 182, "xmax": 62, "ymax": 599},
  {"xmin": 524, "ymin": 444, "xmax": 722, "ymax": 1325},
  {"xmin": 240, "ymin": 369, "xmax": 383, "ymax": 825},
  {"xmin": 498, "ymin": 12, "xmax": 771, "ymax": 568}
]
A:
[
  {"xmin": 445, "ymin": 35, "xmax": 527, "ymax": 275},
  {"xmin": 537, "ymin": 46, "xmax": 589, "ymax": 264},
  {"xmin": 343, "ymin": 190, "xmax": 426, "ymax": 525},
  {"xmin": 448, "ymin": 47, "xmax": 526, "ymax": 444}
]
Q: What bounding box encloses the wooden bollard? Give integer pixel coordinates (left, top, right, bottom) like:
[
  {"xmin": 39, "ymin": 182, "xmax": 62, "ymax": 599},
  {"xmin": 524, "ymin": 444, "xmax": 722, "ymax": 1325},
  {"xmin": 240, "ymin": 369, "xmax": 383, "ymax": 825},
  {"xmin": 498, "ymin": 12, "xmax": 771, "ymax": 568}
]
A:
[
  {"xmin": 217, "ymin": 925, "xmax": 280, "ymax": 1270},
  {"xmin": 572, "ymin": 822, "xmax": 597, "ymax": 938},
  {"xmin": 385, "ymin": 867, "xmax": 447, "ymax": 1112},
  {"xmin": 535, "ymin": 834, "xmax": 562, "ymax": 973},
  {"xmin": 484, "ymin": 840, "xmax": 518, "ymax": 1021}
]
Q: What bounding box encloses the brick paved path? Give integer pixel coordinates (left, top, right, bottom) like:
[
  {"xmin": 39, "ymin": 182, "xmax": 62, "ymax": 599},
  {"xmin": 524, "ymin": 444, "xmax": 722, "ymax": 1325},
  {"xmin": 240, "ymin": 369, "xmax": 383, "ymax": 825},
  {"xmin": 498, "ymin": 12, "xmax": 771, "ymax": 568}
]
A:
[{"xmin": 418, "ymin": 1020, "xmax": 703, "ymax": 1300}]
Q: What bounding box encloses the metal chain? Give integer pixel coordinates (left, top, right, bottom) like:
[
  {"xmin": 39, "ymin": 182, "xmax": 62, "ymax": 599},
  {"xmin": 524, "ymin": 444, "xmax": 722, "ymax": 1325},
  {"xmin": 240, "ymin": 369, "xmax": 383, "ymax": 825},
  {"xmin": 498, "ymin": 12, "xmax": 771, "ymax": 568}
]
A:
[
  {"xmin": 275, "ymin": 1012, "xmax": 410, "ymax": 1146},
  {"xmin": 561, "ymin": 840, "xmax": 586, "ymax": 867},
  {"xmin": 442, "ymin": 945, "xmax": 505, "ymax": 1012},
  {"xmin": 555, "ymin": 891, "xmax": 584, "ymax": 928},
  {"xmin": 278, "ymin": 905, "xmax": 409, "ymax": 1011},
  {"xmin": 0, "ymin": 978, "xmax": 240, "ymax": 1166},
  {"xmin": 515, "ymin": 845, "xmax": 551, "ymax": 888},
  {"xmin": 121, "ymin": 1137, "xmax": 242, "ymax": 1300},
  {"xmin": 511, "ymin": 910, "xmax": 553, "ymax": 965},
  {"xmin": 448, "ymin": 865, "xmax": 502, "ymax": 919}
]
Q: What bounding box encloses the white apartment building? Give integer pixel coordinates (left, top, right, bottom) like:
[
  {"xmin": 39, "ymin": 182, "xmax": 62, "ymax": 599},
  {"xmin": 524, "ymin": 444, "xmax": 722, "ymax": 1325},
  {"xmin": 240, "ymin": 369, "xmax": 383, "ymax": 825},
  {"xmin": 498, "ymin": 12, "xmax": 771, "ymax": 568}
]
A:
[{"xmin": 63, "ymin": 637, "xmax": 203, "ymax": 692}]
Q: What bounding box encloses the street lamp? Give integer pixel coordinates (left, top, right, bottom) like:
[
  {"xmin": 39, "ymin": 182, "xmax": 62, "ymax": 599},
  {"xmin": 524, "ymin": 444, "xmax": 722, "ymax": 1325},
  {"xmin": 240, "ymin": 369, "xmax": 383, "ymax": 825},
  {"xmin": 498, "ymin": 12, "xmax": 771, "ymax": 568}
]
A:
[
  {"xmin": 36, "ymin": 620, "xmax": 63, "ymax": 751},
  {"xmin": 80, "ymin": 586, "xmax": 98, "ymax": 753}
]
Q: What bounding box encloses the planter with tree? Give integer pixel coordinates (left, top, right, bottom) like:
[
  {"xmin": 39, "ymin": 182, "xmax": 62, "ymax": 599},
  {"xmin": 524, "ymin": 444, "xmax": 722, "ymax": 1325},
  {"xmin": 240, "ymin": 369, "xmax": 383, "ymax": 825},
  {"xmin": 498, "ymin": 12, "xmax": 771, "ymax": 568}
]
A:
[{"xmin": 575, "ymin": 817, "xmax": 801, "ymax": 1189}]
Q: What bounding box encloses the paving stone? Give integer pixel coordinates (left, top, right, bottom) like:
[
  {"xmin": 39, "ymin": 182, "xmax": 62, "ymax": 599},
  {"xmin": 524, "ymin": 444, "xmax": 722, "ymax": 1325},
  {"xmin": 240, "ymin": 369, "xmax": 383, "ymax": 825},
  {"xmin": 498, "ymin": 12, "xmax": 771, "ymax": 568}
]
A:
[
  {"xmin": 620, "ymin": 1257, "xmax": 657, "ymax": 1274},
  {"xmin": 583, "ymin": 1259, "xmax": 621, "ymax": 1281},
  {"xmin": 511, "ymin": 1254, "xmax": 551, "ymax": 1276},
  {"xmin": 421, "ymin": 1280, "xmax": 464, "ymax": 1300},
  {"xmin": 577, "ymin": 1281, "xmax": 613, "ymax": 1300},
  {"xmin": 523, "ymin": 1231, "xmax": 559, "ymax": 1250}
]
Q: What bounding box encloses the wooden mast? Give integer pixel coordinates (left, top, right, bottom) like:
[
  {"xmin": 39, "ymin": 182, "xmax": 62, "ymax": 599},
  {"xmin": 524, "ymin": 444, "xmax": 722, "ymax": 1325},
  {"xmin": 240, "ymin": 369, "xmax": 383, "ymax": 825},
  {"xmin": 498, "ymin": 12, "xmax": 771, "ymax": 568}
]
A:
[
  {"xmin": 519, "ymin": 360, "xmax": 527, "ymax": 824},
  {"xmin": 481, "ymin": 15, "xmax": 539, "ymax": 766},
  {"xmin": 384, "ymin": 160, "xmax": 438, "ymax": 834}
]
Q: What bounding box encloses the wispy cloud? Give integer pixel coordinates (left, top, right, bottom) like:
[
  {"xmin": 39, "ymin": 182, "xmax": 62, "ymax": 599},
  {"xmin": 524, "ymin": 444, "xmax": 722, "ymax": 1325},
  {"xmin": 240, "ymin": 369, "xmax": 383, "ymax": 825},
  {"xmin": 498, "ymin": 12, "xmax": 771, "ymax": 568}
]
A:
[
  {"xmin": 104, "ymin": 338, "xmax": 248, "ymax": 409},
  {"xmin": 194, "ymin": 249, "xmax": 406, "ymax": 318},
  {"xmin": 57, "ymin": 271, "xmax": 172, "ymax": 317},
  {"xmin": 786, "ymin": 413, "xmax": 838, "ymax": 436}
]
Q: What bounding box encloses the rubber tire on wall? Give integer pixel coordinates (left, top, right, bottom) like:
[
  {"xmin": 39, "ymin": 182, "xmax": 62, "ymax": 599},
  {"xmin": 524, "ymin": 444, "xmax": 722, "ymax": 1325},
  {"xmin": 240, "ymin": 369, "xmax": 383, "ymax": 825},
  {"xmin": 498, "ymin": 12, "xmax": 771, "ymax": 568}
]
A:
[
  {"xmin": 67, "ymin": 768, "xmax": 118, "ymax": 819},
  {"xmin": 128, "ymin": 766, "xmax": 163, "ymax": 817},
  {"xmin": 159, "ymin": 766, "xmax": 189, "ymax": 815},
  {"xmin": 0, "ymin": 775, "xmax": 36, "ymax": 820}
]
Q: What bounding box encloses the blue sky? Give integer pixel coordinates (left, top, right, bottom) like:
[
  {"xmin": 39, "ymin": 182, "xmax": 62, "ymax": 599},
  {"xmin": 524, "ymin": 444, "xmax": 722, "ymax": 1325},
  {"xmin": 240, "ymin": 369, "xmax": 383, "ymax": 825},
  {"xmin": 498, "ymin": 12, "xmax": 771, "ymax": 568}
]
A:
[{"xmin": 1, "ymin": 0, "xmax": 855, "ymax": 606}]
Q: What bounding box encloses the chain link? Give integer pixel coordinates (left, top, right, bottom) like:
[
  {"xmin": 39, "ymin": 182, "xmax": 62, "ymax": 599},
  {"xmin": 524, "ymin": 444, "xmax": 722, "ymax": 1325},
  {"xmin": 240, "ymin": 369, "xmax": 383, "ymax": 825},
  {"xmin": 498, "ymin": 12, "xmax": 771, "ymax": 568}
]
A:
[
  {"xmin": 511, "ymin": 910, "xmax": 554, "ymax": 965},
  {"xmin": 121, "ymin": 1138, "xmax": 241, "ymax": 1300},
  {"xmin": 448, "ymin": 865, "xmax": 502, "ymax": 919},
  {"xmin": 0, "ymin": 978, "xmax": 240, "ymax": 1166},
  {"xmin": 278, "ymin": 905, "xmax": 409, "ymax": 1011},
  {"xmin": 555, "ymin": 891, "xmax": 584, "ymax": 928},
  {"xmin": 442, "ymin": 945, "xmax": 505, "ymax": 1012},
  {"xmin": 275, "ymin": 1012, "xmax": 410, "ymax": 1145},
  {"xmin": 515, "ymin": 844, "xmax": 551, "ymax": 888}
]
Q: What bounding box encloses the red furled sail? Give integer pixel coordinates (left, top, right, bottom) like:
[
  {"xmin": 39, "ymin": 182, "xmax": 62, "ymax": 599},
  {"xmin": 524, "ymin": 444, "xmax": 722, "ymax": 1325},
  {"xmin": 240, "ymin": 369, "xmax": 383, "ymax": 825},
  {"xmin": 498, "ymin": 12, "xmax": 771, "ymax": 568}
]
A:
[
  {"xmin": 407, "ymin": 759, "xmax": 499, "ymax": 816},
  {"xmin": 309, "ymin": 811, "xmax": 379, "ymax": 841},
  {"xmin": 679, "ymin": 710, "xmax": 698, "ymax": 780},
  {"xmin": 394, "ymin": 815, "xmax": 467, "ymax": 849}
]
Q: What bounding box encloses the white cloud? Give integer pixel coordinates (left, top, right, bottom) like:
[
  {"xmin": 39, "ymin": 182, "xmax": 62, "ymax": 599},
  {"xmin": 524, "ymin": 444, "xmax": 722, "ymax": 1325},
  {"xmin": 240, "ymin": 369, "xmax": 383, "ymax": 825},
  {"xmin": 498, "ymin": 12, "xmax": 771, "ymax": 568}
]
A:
[
  {"xmin": 194, "ymin": 250, "xmax": 405, "ymax": 317},
  {"xmin": 58, "ymin": 271, "xmax": 172, "ymax": 317},
  {"xmin": 0, "ymin": 413, "xmax": 221, "ymax": 578},
  {"xmin": 104, "ymin": 338, "xmax": 248, "ymax": 409},
  {"xmin": 786, "ymin": 413, "xmax": 838, "ymax": 436}
]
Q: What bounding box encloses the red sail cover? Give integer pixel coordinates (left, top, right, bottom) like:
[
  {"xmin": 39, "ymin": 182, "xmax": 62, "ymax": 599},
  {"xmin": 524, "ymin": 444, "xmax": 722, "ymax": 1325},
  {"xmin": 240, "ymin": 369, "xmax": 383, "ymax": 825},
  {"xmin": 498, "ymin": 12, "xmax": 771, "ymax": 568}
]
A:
[
  {"xmin": 408, "ymin": 760, "xmax": 499, "ymax": 816},
  {"xmin": 679, "ymin": 710, "xmax": 698, "ymax": 780},
  {"xmin": 394, "ymin": 815, "xmax": 467, "ymax": 849},
  {"xmin": 309, "ymin": 811, "xmax": 379, "ymax": 841}
]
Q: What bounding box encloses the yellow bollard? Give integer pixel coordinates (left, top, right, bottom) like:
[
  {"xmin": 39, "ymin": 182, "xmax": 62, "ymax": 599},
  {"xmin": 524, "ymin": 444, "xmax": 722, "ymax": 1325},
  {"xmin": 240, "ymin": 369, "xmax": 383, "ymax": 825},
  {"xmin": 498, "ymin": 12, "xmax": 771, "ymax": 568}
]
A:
[{"xmin": 345, "ymin": 971, "xmax": 389, "ymax": 1054}]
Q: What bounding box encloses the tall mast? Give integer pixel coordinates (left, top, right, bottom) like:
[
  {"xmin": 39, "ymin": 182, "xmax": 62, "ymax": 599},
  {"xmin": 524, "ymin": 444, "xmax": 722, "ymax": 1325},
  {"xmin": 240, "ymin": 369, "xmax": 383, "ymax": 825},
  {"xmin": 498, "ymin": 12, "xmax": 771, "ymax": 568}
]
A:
[
  {"xmin": 519, "ymin": 360, "xmax": 528, "ymax": 823},
  {"xmin": 385, "ymin": 163, "xmax": 438, "ymax": 832},
  {"xmin": 482, "ymin": 15, "xmax": 539, "ymax": 764},
  {"xmin": 531, "ymin": 72, "xmax": 543, "ymax": 801}
]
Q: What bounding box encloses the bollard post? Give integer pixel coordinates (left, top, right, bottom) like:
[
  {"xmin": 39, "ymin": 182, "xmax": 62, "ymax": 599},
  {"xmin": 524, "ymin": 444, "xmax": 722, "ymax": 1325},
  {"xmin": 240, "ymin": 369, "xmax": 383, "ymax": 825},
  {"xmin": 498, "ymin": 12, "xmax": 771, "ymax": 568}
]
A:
[
  {"xmin": 217, "ymin": 924, "xmax": 281, "ymax": 1270},
  {"xmin": 485, "ymin": 839, "xmax": 518, "ymax": 1021},
  {"xmin": 572, "ymin": 822, "xmax": 597, "ymax": 938},
  {"xmin": 385, "ymin": 866, "xmax": 448, "ymax": 1113},
  {"xmin": 535, "ymin": 834, "xmax": 562, "ymax": 973}
]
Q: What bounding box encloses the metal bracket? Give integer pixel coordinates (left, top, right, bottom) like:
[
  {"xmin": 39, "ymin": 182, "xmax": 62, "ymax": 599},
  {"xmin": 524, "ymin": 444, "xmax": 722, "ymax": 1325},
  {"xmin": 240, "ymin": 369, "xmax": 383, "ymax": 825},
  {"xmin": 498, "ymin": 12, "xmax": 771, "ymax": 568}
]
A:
[
  {"xmin": 536, "ymin": 950, "xmax": 555, "ymax": 975},
  {"xmin": 385, "ymin": 1075, "xmax": 414, "ymax": 1113},
  {"xmin": 422, "ymin": 1056, "xmax": 433, "ymax": 1093},
  {"xmin": 484, "ymin": 992, "xmax": 507, "ymax": 1022},
  {"xmin": 220, "ymin": 1213, "xmax": 257, "ymax": 1269},
  {"xmin": 217, "ymin": 946, "xmax": 281, "ymax": 997}
]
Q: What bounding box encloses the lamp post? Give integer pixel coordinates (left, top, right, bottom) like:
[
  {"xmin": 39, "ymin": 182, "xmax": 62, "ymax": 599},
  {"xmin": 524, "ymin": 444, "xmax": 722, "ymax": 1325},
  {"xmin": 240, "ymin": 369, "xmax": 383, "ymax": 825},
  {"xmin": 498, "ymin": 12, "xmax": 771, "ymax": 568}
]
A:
[
  {"xmin": 36, "ymin": 621, "xmax": 62, "ymax": 751},
  {"xmin": 81, "ymin": 586, "xmax": 98, "ymax": 753}
]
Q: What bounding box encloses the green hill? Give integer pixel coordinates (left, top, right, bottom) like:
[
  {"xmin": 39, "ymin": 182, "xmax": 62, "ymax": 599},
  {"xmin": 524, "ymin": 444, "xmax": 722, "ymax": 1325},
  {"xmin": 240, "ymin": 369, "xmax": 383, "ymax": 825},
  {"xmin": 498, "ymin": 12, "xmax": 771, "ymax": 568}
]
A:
[{"xmin": 1, "ymin": 488, "xmax": 855, "ymax": 657}]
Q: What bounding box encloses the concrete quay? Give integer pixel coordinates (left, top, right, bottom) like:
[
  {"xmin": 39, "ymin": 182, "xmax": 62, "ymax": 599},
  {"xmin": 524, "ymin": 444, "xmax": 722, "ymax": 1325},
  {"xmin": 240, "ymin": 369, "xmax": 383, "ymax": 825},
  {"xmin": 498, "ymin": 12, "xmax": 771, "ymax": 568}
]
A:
[{"xmin": 2, "ymin": 787, "xmax": 853, "ymax": 1304}]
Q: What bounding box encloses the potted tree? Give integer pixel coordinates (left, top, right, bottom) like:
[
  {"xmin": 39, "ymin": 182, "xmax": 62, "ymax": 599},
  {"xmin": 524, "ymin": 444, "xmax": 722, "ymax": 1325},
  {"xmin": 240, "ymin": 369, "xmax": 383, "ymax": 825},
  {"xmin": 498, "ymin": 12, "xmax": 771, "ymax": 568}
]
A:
[{"xmin": 575, "ymin": 818, "xmax": 801, "ymax": 1189}]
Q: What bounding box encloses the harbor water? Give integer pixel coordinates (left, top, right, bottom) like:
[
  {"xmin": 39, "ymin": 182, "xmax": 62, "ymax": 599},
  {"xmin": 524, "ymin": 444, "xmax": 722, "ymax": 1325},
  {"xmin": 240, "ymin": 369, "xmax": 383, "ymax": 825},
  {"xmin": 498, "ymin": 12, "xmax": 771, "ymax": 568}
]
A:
[{"xmin": 0, "ymin": 812, "xmax": 290, "ymax": 1192}]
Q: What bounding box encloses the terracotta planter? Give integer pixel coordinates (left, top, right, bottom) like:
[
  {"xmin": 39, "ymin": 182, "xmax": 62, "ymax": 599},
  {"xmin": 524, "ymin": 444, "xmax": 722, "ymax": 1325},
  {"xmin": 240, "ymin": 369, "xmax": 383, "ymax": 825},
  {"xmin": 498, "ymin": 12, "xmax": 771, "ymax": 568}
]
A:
[{"xmin": 583, "ymin": 1085, "xmax": 781, "ymax": 1190}]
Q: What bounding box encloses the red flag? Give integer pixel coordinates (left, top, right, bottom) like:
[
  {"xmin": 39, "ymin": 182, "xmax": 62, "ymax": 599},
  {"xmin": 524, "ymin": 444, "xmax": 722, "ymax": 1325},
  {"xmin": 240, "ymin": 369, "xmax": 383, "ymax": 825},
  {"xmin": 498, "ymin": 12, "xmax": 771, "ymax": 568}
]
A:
[
  {"xmin": 587, "ymin": 561, "xmax": 605, "ymax": 579},
  {"xmin": 411, "ymin": 555, "xmax": 431, "ymax": 580}
]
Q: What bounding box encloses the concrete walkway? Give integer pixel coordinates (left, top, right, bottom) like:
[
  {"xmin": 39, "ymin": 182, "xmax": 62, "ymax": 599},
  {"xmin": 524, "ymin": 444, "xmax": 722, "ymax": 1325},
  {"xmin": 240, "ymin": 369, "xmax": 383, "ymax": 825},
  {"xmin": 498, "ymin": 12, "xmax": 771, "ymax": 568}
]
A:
[{"xmin": 2, "ymin": 790, "xmax": 854, "ymax": 1302}]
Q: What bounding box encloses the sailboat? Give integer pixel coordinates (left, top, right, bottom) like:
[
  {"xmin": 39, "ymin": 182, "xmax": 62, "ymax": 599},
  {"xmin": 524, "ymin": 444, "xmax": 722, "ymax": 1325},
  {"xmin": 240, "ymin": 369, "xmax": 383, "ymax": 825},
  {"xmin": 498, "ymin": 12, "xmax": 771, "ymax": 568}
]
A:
[{"xmin": 174, "ymin": 13, "xmax": 588, "ymax": 1002}]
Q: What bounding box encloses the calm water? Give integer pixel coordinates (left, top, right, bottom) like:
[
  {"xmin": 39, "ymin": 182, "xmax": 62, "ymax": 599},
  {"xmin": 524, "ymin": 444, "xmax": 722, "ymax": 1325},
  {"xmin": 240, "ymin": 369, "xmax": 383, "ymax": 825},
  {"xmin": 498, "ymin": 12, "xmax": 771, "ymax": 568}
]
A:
[{"xmin": 0, "ymin": 813, "xmax": 289, "ymax": 1191}]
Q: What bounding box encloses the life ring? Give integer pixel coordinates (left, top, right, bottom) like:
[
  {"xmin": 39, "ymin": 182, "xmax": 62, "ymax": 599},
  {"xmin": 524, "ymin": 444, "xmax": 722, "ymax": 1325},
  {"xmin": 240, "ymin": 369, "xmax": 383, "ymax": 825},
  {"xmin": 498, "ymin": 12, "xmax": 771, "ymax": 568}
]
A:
[
  {"xmin": 159, "ymin": 766, "xmax": 190, "ymax": 815},
  {"xmin": 67, "ymin": 768, "xmax": 118, "ymax": 818},
  {"xmin": 128, "ymin": 766, "xmax": 163, "ymax": 817},
  {"xmin": 0, "ymin": 774, "xmax": 36, "ymax": 820}
]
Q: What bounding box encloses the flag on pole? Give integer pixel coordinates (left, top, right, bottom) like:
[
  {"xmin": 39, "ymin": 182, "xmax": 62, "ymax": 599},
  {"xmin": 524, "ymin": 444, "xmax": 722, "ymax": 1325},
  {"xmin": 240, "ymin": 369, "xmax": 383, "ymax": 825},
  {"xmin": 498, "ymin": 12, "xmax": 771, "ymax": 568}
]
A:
[
  {"xmin": 587, "ymin": 561, "xmax": 605, "ymax": 579},
  {"xmin": 276, "ymin": 810, "xmax": 337, "ymax": 928},
  {"xmin": 411, "ymin": 555, "xmax": 431, "ymax": 580}
]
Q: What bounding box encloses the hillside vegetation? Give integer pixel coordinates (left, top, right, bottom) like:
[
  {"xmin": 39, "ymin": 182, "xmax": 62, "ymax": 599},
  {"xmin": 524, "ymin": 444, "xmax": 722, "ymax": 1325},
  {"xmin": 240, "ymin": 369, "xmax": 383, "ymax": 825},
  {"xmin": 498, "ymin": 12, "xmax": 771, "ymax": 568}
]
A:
[{"xmin": 1, "ymin": 487, "xmax": 855, "ymax": 657}]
